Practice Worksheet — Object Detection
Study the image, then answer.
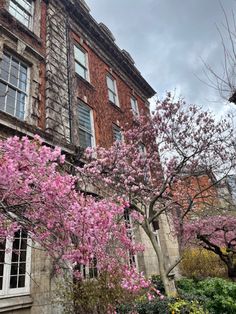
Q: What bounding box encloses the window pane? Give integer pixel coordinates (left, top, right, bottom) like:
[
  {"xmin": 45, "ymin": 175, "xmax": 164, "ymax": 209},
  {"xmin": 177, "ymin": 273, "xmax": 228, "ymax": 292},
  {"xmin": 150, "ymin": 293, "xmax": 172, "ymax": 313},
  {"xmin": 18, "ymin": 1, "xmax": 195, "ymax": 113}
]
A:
[
  {"xmin": 113, "ymin": 126, "xmax": 122, "ymax": 142},
  {"xmin": 16, "ymin": 92, "xmax": 25, "ymax": 119},
  {"xmin": 10, "ymin": 58, "xmax": 19, "ymax": 87},
  {"xmin": 131, "ymin": 97, "xmax": 138, "ymax": 115},
  {"xmin": 10, "ymin": 276, "xmax": 18, "ymax": 289},
  {"xmin": 0, "ymin": 240, "xmax": 5, "ymax": 291},
  {"xmin": 108, "ymin": 90, "xmax": 116, "ymax": 104},
  {"xmin": 75, "ymin": 63, "xmax": 86, "ymax": 79},
  {"xmin": 0, "ymin": 54, "xmax": 10, "ymax": 81},
  {"xmin": 74, "ymin": 46, "xmax": 86, "ymax": 67},
  {"xmin": 18, "ymin": 275, "xmax": 25, "ymax": 288},
  {"xmin": 6, "ymin": 87, "xmax": 16, "ymax": 116},
  {"xmin": 19, "ymin": 263, "xmax": 26, "ymax": 275},
  {"xmin": 0, "ymin": 82, "xmax": 7, "ymax": 111},
  {"xmin": 79, "ymin": 129, "xmax": 92, "ymax": 148},
  {"xmin": 19, "ymin": 65, "xmax": 27, "ymax": 91},
  {"xmin": 17, "ymin": 0, "xmax": 32, "ymax": 13},
  {"xmin": 107, "ymin": 76, "xmax": 115, "ymax": 92},
  {"xmin": 78, "ymin": 103, "xmax": 91, "ymax": 132},
  {"xmin": 10, "ymin": 263, "xmax": 18, "ymax": 275}
]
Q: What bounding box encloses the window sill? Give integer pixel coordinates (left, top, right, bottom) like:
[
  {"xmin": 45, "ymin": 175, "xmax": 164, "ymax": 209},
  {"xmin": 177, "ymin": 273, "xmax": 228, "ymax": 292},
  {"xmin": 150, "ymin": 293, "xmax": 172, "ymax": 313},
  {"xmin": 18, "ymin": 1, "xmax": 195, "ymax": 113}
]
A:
[
  {"xmin": 1, "ymin": 10, "xmax": 42, "ymax": 45},
  {"xmin": 75, "ymin": 73, "xmax": 95, "ymax": 90},
  {"xmin": 0, "ymin": 295, "xmax": 33, "ymax": 313}
]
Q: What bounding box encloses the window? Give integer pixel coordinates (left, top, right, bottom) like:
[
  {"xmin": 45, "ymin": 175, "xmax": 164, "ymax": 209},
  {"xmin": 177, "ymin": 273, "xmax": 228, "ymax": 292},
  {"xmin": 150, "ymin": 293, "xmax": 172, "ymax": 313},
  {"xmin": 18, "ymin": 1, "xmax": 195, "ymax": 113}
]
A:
[
  {"xmin": 113, "ymin": 124, "xmax": 122, "ymax": 142},
  {"xmin": 78, "ymin": 258, "xmax": 98, "ymax": 279},
  {"xmin": 9, "ymin": 0, "xmax": 34, "ymax": 29},
  {"xmin": 78, "ymin": 102, "xmax": 95, "ymax": 148},
  {"xmin": 131, "ymin": 97, "xmax": 139, "ymax": 116},
  {"xmin": 124, "ymin": 209, "xmax": 137, "ymax": 268},
  {"xmin": 0, "ymin": 52, "xmax": 28, "ymax": 120},
  {"xmin": 0, "ymin": 230, "xmax": 31, "ymax": 297},
  {"xmin": 74, "ymin": 45, "xmax": 89, "ymax": 81},
  {"xmin": 106, "ymin": 75, "xmax": 119, "ymax": 106}
]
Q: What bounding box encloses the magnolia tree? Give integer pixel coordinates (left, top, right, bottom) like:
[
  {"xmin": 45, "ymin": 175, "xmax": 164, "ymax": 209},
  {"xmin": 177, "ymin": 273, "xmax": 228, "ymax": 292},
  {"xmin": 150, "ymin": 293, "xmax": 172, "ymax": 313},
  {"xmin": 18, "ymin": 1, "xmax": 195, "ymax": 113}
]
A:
[
  {"xmin": 78, "ymin": 94, "xmax": 235, "ymax": 296},
  {"xmin": 0, "ymin": 136, "xmax": 153, "ymax": 310}
]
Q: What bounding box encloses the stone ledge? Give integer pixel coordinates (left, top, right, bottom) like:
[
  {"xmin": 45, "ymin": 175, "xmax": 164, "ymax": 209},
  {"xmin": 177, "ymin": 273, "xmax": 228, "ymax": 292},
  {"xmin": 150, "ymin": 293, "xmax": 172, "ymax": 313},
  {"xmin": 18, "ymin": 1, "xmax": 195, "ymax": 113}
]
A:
[{"xmin": 0, "ymin": 295, "xmax": 33, "ymax": 313}]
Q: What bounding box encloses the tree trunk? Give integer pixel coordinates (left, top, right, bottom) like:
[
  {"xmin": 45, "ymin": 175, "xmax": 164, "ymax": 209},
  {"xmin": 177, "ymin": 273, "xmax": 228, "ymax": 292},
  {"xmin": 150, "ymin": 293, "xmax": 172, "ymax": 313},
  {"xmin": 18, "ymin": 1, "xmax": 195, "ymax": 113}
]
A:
[
  {"xmin": 143, "ymin": 222, "xmax": 178, "ymax": 297},
  {"xmin": 227, "ymin": 263, "xmax": 236, "ymax": 281}
]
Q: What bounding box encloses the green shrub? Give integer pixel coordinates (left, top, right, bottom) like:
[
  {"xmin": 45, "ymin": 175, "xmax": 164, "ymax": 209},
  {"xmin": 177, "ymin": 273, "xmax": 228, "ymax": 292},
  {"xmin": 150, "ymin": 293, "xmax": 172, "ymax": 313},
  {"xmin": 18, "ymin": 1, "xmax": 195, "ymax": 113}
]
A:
[
  {"xmin": 117, "ymin": 297, "xmax": 174, "ymax": 314},
  {"xmin": 177, "ymin": 277, "xmax": 236, "ymax": 314}
]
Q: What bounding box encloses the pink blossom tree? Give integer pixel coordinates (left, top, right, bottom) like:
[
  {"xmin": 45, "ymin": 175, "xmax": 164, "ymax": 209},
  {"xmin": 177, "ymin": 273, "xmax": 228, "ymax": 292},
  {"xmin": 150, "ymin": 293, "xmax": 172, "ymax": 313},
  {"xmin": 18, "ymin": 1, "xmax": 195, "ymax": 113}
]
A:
[
  {"xmin": 0, "ymin": 135, "xmax": 151, "ymax": 306},
  {"xmin": 184, "ymin": 215, "xmax": 236, "ymax": 281},
  {"xmin": 79, "ymin": 94, "xmax": 235, "ymax": 296}
]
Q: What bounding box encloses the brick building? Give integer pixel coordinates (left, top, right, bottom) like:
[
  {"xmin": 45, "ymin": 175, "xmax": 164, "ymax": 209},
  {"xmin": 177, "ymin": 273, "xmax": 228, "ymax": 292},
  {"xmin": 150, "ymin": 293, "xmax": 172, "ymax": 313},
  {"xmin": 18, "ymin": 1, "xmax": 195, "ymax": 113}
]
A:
[{"xmin": 0, "ymin": 0, "xmax": 179, "ymax": 312}]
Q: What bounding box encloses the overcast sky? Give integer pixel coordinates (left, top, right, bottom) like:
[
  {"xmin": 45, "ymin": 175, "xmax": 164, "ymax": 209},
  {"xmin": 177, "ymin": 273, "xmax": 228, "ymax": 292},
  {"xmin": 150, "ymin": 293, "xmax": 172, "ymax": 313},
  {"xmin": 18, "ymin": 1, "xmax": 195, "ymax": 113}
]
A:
[{"xmin": 85, "ymin": 0, "xmax": 236, "ymax": 115}]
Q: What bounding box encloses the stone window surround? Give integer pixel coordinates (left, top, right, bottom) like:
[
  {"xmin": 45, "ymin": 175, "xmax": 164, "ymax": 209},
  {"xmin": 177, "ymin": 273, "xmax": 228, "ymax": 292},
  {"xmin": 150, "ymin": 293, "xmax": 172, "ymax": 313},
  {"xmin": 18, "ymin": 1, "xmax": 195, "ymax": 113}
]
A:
[
  {"xmin": 0, "ymin": 26, "xmax": 44, "ymax": 127},
  {"xmin": 0, "ymin": 51, "xmax": 29, "ymax": 120}
]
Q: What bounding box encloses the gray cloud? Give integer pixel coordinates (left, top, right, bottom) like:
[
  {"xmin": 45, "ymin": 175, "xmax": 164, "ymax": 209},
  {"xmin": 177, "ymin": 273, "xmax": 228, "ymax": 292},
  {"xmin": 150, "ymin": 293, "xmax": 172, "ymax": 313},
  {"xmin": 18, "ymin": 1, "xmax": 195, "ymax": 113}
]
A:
[{"xmin": 85, "ymin": 0, "xmax": 236, "ymax": 115}]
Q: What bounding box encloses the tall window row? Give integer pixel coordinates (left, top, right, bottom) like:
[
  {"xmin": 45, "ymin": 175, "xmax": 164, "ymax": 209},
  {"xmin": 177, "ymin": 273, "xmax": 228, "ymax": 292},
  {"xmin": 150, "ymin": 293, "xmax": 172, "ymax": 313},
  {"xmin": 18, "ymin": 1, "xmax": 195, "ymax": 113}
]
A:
[{"xmin": 74, "ymin": 45, "xmax": 140, "ymax": 116}]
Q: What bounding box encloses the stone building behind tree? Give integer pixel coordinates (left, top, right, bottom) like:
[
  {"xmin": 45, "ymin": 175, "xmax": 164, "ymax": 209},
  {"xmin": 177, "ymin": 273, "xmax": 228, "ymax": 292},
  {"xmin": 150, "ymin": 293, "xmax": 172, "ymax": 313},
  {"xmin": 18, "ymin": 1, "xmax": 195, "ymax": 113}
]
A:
[{"xmin": 0, "ymin": 0, "xmax": 179, "ymax": 312}]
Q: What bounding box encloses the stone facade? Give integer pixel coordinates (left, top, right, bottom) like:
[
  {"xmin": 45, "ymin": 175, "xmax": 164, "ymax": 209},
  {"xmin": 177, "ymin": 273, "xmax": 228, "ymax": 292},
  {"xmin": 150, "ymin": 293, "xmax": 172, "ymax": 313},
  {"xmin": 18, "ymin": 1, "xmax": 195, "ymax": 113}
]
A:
[{"xmin": 0, "ymin": 0, "xmax": 179, "ymax": 313}]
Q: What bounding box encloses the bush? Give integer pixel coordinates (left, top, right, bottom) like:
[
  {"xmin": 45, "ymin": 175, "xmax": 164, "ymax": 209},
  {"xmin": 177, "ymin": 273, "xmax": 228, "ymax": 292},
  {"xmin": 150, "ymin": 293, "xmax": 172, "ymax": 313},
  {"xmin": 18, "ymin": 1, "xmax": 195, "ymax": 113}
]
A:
[
  {"xmin": 56, "ymin": 271, "xmax": 143, "ymax": 314},
  {"xmin": 177, "ymin": 277, "xmax": 236, "ymax": 314},
  {"xmin": 180, "ymin": 248, "xmax": 227, "ymax": 279},
  {"xmin": 169, "ymin": 299, "xmax": 208, "ymax": 314},
  {"xmin": 117, "ymin": 297, "xmax": 173, "ymax": 314},
  {"xmin": 150, "ymin": 275, "xmax": 165, "ymax": 295}
]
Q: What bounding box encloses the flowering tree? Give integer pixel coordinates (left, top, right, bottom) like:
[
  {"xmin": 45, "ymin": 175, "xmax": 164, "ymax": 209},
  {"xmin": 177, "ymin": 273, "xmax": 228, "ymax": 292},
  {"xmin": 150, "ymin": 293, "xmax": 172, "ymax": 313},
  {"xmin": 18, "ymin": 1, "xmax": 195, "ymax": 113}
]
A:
[
  {"xmin": 184, "ymin": 215, "xmax": 236, "ymax": 281},
  {"xmin": 79, "ymin": 94, "xmax": 235, "ymax": 296},
  {"xmin": 0, "ymin": 135, "xmax": 151, "ymax": 309}
]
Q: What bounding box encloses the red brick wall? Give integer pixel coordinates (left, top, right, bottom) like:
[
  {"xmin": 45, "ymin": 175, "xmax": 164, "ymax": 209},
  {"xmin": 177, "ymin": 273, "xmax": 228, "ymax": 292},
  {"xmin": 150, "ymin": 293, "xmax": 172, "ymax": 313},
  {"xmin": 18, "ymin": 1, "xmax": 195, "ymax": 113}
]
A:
[{"xmin": 71, "ymin": 32, "xmax": 149, "ymax": 148}]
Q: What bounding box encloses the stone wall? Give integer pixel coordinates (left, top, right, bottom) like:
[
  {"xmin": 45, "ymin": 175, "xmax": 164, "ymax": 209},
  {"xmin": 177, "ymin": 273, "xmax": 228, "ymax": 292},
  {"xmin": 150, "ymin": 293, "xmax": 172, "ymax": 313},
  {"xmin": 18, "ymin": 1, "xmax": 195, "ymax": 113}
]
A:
[{"xmin": 45, "ymin": 0, "xmax": 71, "ymax": 142}]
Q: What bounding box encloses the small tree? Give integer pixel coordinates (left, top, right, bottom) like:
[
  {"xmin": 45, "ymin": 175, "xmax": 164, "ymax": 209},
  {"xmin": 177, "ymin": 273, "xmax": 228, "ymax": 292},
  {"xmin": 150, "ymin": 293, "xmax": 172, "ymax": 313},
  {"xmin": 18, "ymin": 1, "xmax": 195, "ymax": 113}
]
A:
[
  {"xmin": 79, "ymin": 94, "xmax": 235, "ymax": 296},
  {"xmin": 184, "ymin": 215, "xmax": 236, "ymax": 281},
  {"xmin": 0, "ymin": 136, "xmax": 150, "ymax": 312}
]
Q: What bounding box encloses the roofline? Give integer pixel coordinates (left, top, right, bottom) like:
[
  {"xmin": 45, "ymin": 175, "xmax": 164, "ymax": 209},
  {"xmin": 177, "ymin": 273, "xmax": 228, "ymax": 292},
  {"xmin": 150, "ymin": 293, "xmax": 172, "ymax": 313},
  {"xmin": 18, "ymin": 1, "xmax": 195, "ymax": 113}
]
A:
[{"xmin": 53, "ymin": 0, "xmax": 156, "ymax": 98}]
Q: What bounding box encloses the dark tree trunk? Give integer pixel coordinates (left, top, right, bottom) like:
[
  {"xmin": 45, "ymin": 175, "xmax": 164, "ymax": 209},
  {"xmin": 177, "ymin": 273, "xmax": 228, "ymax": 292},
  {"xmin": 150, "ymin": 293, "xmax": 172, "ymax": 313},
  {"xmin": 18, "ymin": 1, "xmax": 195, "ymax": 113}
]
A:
[{"xmin": 227, "ymin": 264, "xmax": 236, "ymax": 281}]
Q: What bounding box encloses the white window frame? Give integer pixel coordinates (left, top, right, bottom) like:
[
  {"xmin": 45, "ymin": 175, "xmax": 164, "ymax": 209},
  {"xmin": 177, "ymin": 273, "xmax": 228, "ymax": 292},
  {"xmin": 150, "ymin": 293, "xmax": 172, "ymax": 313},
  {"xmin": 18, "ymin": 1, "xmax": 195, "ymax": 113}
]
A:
[
  {"xmin": 131, "ymin": 97, "xmax": 139, "ymax": 116},
  {"xmin": 0, "ymin": 232, "xmax": 32, "ymax": 298},
  {"xmin": 9, "ymin": 0, "xmax": 34, "ymax": 30},
  {"xmin": 78, "ymin": 101, "xmax": 95, "ymax": 148},
  {"xmin": 0, "ymin": 51, "xmax": 29, "ymax": 120},
  {"xmin": 106, "ymin": 75, "xmax": 119, "ymax": 107},
  {"xmin": 74, "ymin": 45, "xmax": 90, "ymax": 82}
]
